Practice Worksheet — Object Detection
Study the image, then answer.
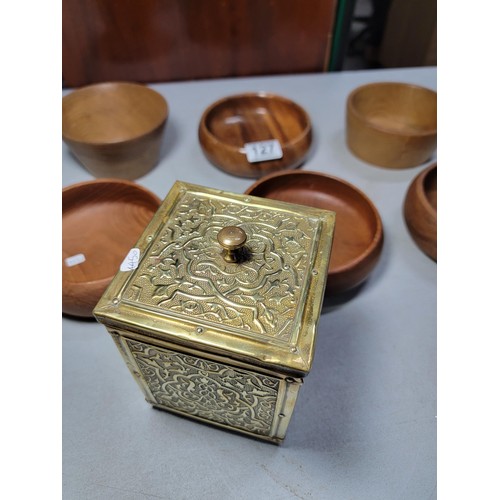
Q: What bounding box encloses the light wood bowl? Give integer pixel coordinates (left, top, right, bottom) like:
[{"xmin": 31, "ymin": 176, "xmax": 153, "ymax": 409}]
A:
[
  {"xmin": 346, "ymin": 82, "xmax": 437, "ymax": 169},
  {"xmin": 62, "ymin": 179, "xmax": 161, "ymax": 318},
  {"xmin": 199, "ymin": 92, "xmax": 312, "ymax": 178},
  {"xmin": 62, "ymin": 82, "xmax": 168, "ymax": 180},
  {"xmin": 245, "ymin": 170, "xmax": 384, "ymax": 294},
  {"xmin": 403, "ymin": 162, "xmax": 437, "ymax": 260}
]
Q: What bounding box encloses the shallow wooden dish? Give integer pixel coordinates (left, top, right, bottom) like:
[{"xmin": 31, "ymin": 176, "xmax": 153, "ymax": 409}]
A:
[
  {"xmin": 199, "ymin": 92, "xmax": 312, "ymax": 178},
  {"xmin": 62, "ymin": 82, "xmax": 168, "ymax": 180},
  {"xmin": 346, "ymin": 82, "xmax": 437, "ymax": 169},
  {"xmin": 404, "ymin": 162, "xmax": 437, "ymax": 260},
  {"xmin": 62, "ymin": 179, "xmax": 161, "ymax": 318},
  {"xmin": 245, "ymin": 170, "xmax": 384, "ymax": 294}
]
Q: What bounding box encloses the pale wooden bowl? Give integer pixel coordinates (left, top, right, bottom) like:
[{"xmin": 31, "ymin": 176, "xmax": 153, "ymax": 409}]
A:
[
  {"xmin": 245, "ymin": 170, "xmax": 384, "ymax": 294},
  {"xmin": 404, "ymin": 162, "xmax": 437, "ymax": 260},
  {"xmin": 62, "ymin": 82, "xmax": 168, "ymax": 180},
  {"xmin": 346, "ymin": 82, "xmax": 437, "ymax": 169},
  {"xmin": 199, "ymin": 92, "xmax": 312, "ymax": 178},
  {"xmin": 62, "ymin": 179, "xmax": 161, "ymax": 318}
]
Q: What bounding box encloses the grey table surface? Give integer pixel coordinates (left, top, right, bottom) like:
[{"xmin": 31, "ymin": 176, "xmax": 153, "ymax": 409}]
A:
[{"xmin": 62, "ymin": 66, "xmax": 437, "ymax": 500}]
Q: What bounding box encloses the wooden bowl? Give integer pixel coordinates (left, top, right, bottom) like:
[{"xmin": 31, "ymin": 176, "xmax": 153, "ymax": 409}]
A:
[
  {"xmin": 62, "ymin": 179, "xmax": 161, "ymax": 318},
  {"xmin": 245, "ymin": 170, "xmax": 384, "ymax": 294},
  {"xmin": 62, "ymin": 82, "xmax": 168, "ymax": 180},
  {"xmin": 198, "ymin": 92, "xmax": 312, "ymax": 178},
  {"xmin": 403, "ymin": 163, "xmax": 437, "ymax": 260},
  {"xmin": 346, "ymin": 82, "xmax": 437, "ymax": 169}
]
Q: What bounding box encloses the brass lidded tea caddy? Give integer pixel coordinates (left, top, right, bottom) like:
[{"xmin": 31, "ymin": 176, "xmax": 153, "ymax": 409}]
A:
[{"xmin": 94, "ymin": 181, "xmax": 335, "ymax": 443}]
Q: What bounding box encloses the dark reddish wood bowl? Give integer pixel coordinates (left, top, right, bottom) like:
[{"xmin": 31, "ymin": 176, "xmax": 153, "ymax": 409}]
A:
[
  {"xmin": 62, "ymin": 179, "xmax": 161, "ymax": 318},
  {"xmin": 403, "ymin": 162, "xmax": 437, "ymax": 260},
  {"xmin": 199, "ymin": 92, "xmax": 312, "ymax": 178},
  {"xmin": 245, "ymin": 170, "xmax": 384, "ymax": 294}
]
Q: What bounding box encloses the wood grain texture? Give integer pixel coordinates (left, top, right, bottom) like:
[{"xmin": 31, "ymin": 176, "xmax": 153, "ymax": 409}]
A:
[
  {"xmin": 199, "ymin": 93, "xmax": 312, "ymax": 178},
  {"xmin": 62, "ymin": 179, "xmax": 161, "ymax": 318},
  {"xmin": 346, "ymin": 82, "xmax": 437, "ymax": 169},
  {"xmin": 245, "ymin": 170, "xmax": 384, "ymax": 294},
  {"xmin": 403, "ymin": 162, "xmax": 437, "ymax": 261},
  {"xmin": 62, "ymin": 0, "xmax": 338, "ymax": 87},
  {"xmin": 62, "ymin": 82, "xmax": 168, "ymax": 179}
]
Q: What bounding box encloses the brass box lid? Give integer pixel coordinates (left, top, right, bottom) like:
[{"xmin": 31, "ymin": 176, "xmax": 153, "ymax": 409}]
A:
[{"xmin": 94, "ymin": 181, "xmax": 335, "ymax": 376}]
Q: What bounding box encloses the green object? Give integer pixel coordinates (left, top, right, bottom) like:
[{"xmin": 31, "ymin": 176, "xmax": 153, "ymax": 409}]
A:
[{"xmin": 328, "ymin": 0, "xmax": 355, "ymax": 71}]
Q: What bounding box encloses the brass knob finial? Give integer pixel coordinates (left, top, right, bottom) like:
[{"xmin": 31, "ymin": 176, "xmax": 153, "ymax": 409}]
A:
[{"xmin": 217, "ymin": 226, "xmax": 247, "ymax": 262}]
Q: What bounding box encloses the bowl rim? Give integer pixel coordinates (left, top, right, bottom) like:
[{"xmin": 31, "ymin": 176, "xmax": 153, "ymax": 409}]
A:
[
  {"xmin": 413, "ymin": 162, "xmax": 437, "ymax": 218},
  {"xmin": 62, "ymin": 81, "xmax": 169, "ymax": 146},
  {"xmin": 62, "ymin": 177, "xmax": 161, "ymax": 287},
  {"xmin": 347, "ymin": 81, "xmax": 437, "ymax": 138},
  {"xmin": 198, "ymin": 91, "xmax": 312, "ymax": 154},
  {"xmin": 244, "ymin": 169, "xmax": 384, "ymax": 274}
]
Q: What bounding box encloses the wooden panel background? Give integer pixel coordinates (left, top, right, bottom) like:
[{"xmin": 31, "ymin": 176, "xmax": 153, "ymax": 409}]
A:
[
  {"xmin": 62, "ymin": 0, "xmax": 338, "ymax": 87},
  {"xmin": 378, "ymin": 0, "xmax": 437, "ymax": 68}
]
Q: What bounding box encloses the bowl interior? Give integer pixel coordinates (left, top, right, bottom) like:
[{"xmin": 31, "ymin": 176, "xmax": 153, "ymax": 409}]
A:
[
  {"xmin": 62, "ymin": 83, "xmax": 168, "ymax": 144},
  {"xmin": 204, "ymin": 94, "xmax": 309, "ymax": 148},
  {"xmin": 350, "ymin": 83, "xmax": 437, "ymax": 135},
  {"xmin": 423, "ymin": 165, "xmax": 437, "ymax": 211},
  {"xmin": 246, "ymin": 172, "xmax": 381, "ymax": 273},
  {"xmin": 62, "ymin": 181, "xmax": 160, "ymax": 285}
]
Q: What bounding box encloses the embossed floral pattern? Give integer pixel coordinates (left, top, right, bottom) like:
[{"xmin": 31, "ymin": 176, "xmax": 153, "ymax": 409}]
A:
[
  {"xmin": 125, "ymin": 193, "xmax": 318, "ymax": 342},
  {"xmin": 128, "ymin": 339, "xmax": 280, "ymax": 435}
]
